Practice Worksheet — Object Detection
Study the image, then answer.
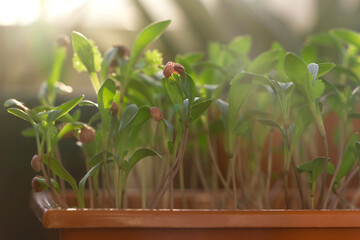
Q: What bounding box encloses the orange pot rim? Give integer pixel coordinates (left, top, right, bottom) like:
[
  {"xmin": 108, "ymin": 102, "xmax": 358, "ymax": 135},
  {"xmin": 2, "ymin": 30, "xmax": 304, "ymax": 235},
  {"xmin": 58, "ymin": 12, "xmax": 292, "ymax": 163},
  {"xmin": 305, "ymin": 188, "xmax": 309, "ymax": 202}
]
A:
[{"xmin": 31, "ymin": 192, "xmax": 360, "ymax": 229}]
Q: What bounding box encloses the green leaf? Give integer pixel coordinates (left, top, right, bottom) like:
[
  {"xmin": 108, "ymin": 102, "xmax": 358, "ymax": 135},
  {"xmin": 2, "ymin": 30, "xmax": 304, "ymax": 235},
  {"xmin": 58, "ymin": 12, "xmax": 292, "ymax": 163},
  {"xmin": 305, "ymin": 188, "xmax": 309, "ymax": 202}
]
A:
[
  {"xmin": 128, "ymin": 20, "xmax": 171, "ymax": 69},
  {"xmin": 216, "ymin": 99, "xmax": 229, "ymax": 130},
  {"xmin": 356, "ymin": 142, "xmax": 360, "ymax": 157},
  {"xmin": 301, "ymin": 45, "xmax": 317, "ymax": 64},
  {"xmin": 101, "ymin": 47, "xmax": 118, "ymax": 80},
  {"xmin": 125, "ymin": 106, "xmax": 151, "ymax": 129},
  {"xmin": 119, "ymin": 105, "xmax": 152, "ymax": 132},
  {"xmin": 47, "ymin": 47, "xmax": 67, "ymax": 87},
  {"xmin": 181, "ymin": 73, "xmax": 196, "ymax": 105},
  {"xmin": 247, "ymin": 49, "xmax": 280, "ymax": 75},
  {"xmin": 333, "ymin": 66, "xmax": 360, "ymax": 83},
  {"xmin": 330, "ymin": 29, "xmax": 360, "ymax": 48},
  {"xmin": 228, "ymin": 35, "xmax": 252, "ymax": 56},
  {"xmin": 309, "ymin": 32, "xmax": 341, "ymax": 48},
  {"xmin": 337, "ymin": 132, "xmax": 359, "ymax": 181},
  {"xmin": 142, "ymin": 49, "xmax": 164, "ymax": 76},
  {"xmin": 97, "ymin": 79, "xmax": 116, "ymax": 131},
  {"xmin": 58, "ymin": 112, "xmax": 76, "ymax": 123},
  {"xmin": 7, "ymin": 108, "xmax": 32, "ymax": 122},
  {"xmin": 284, "ymin": 53, "xmax": 309, "ymax": 92},
  {"xmin": 349, "ymin": 113, "xmax": 360, "ymax": 119},
  {"xmin": 128, "ymin": 78, "xmax": 155, "ymax": 104},
  {"xmin": 46, "ymin": 156, "xmax": 79, "ymax": 196},
  {"xmin": 298, "ymin": 157, "xmax": 335, "ymax": 175},
  {"xmin": 276, "ymin": 81, "xmax": 294, "ymax": 93},
  {"xmin": 88, "ymin": 151, "xmax": 116, "ymax": 167},
  {"xmin": 33, "ymin": 176, "xmax": 60, "ymax": 193},
  {"xmin": 194, "ymin": 61, "xmax": 228, "ymax": 78},
  {"xmin": 298, "ymin": 157, "xmax": 335, "ymax": 189},
  {"xmin": 88, "ymin": 112, "xmax": 101, "ymax": 126},
  {"xmin": 190, "ymin": 99, "xmax": 212, "ymax": 122},
  {"xmin": 228, "ymin": 73, "xmax": 252, "ymax": 144},
  {"xmin": 125, "ymin": 148, "xmax": 161, "ymax": 176},
  {"xmin": 79, "ymin": 100, "xmax": 98, "ymax": 108},
  {"xmin": 327, "ymin": 94, "xmax": 343, "ymax": 117},
  {"xmin": 119, "ymin": 104, "xmax": 139, "ymax": 131},
  {"xmin": 318, "ymin": 62, "xmax": 335, "ymax": 78},
  {"xmin": 290, "ymin": 105, "xmax": 313, "ymax": 154},
  {"xmin": 22, "ymin": 127, "xmax": 35, "ymax": 137},
  {"xmin": 178, "ymin": 52, "xmax": 204, "ymax": 64},
  {"xmin": 209, "ymin": 118, "xmax": 225, "ymax": 135},
  {"xmin": 4, "ymin": 98, "xmax": 28, "ymax": 110},
  {"xmin": 310, "ymin": 79, "xmax": 325, "ymax": 101},
  {"xmin": 47, "ymin": 95, "xmax": 84, "ymax": 122},
  {"xmin": 79, "ymin": 161, "xmax": 102, "ymax": 204},
  {"xmin": 57, "ymin": 122, "xmax": 83, "ymax": 141},
  {"xmin": 162, "ymin": 119, "xmax": 173, "ymax": 140},
  {"xmin": 164, "ymin": 78, "xmax": 183, "ymax": 108},
  {"xmin": 72, "ymin": 32, "xmax": 101, "ymax": 73},
  {"xmin": 257, "ymin": 118, "xmax": 282, "ymax": 130},
  {"xmin": 228, "ymin": 82, "xmax": 250, "ymax": 131}
]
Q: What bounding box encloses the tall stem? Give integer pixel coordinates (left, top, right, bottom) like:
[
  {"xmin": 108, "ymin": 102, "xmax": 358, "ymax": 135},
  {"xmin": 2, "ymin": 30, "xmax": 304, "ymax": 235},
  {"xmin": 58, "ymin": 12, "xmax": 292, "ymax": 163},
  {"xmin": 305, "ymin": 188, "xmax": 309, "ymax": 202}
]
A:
[
  {"xmin": 149, "ymin": 128, "xmax": 189, "ymax": 209},
  {"xmin": 230, "ymin": 155, "xmax": 237, "ymax": 209},
  {"xmin": 308, "ymin": 101, "xmax": 329, "ymax": 209},
  {"xmin": 102, "ymin": 139, "xmax": 114, "ymax": 207},
  {"xmin": 89, "ymin": 72, "xmax": 101, "ymax": 93},
  {"xmin": 284, "ymin": 122, "xmax": 306, "ymax": 208},
  {"xmin": 179, "ymin": 163, "xmax": 187, "ymax": 208},
  {"xmin": 324, "ymin": 120, "xmax": 347, "ymax": 208},
  {"xmin": 265, "ymin": 130, "xmax": 274, "ymax": 208},
  {"xmin": 310, "ymin": 186, "xmax": 315, "ymax": 209},
  {"xmin": 55, "ymin": 147, "xmax": 66, "ymax": 200},
  {"xmin": 201, "ymin": 117, "xmax": 234, "ymax": 203},
  {"xmin": 318, "ymin": 134, "xmax": 329, "ymax": 208},
  {"xmin": 194, "ymin": 145, "xmax": 213, "ymax": 206},
  {"xmin": 117, "ymin": 167, "xmax": 122, "ymax": 208},
  {"xmin": 332, "ymin": 165, "xmax": 358, "ymax": 209},
  {"xmin": 40, "ymin": 161, "xmax": 68, "ymax": 208},
  {"xmin": 141, "ymin": 161, "xmax": 147, "ymax": 209},
  {"xmin": 283, "ymin": 171, "xmax": 290, "ymax": 209}
]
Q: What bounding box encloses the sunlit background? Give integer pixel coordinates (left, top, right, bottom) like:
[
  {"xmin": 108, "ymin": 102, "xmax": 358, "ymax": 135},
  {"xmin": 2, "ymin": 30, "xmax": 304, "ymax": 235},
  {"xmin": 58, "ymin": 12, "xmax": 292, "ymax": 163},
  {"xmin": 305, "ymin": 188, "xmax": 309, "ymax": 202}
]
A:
[{"xmin": 1, "ymin": 0, "xmax": 360, "ymax": 239}]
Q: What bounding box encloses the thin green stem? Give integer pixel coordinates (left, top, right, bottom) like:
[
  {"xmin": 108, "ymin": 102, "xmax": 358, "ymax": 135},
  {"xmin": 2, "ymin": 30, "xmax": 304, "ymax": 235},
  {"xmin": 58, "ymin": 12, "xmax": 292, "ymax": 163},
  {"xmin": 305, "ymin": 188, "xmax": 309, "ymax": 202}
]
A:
[
  {"xmin": 308, "ymin": 101, "xmax": 329, "ymax": 209},
  {"xmin": 324, "ymin": 119, "xmax": 347, "ymax": 208},
  {"xmin": 230, "ymin": 155, "xmax": 237, "ymax": 210},
  {"xmin": 284, "ymin": 122, "xmax": 306, "ymax": 209},
  {"xmin": 201, "ymin": 117, "xmax": 235, "ymax": 204},
  {"xmin": 102, "ymin": 135, "xmax": 114, "ymax": 208},
  {"xmin": 141, "ymin": 161, "xmax": 147, "ymax": 209},
  {"xmin": 89, "ymin": 72, "xmax": 101, "ymax": 93},
  {"xmin": 310, "ymin": 192, "xmax": 315, "ymax": 209},
  {"xmin": 149, "ymin": 128, "xmax": 189, "ymax": 209},
  {"xmin": 179, "ymin": 163, "xmax": 187, "ymax": 208},
  {"xmin": 284, "ymin": 145, "xmax": 290, "ymax": 209},
  {"xmin": 55, "ymin": 147, "xmax": 67, "ymax": 201},
  {"xmin": 265, "ymin": 130, "xmax": 274, "ymax": 209},
  {"xmin": 117, "ymin": 167, "xmax": 122, "ymax": 208}
]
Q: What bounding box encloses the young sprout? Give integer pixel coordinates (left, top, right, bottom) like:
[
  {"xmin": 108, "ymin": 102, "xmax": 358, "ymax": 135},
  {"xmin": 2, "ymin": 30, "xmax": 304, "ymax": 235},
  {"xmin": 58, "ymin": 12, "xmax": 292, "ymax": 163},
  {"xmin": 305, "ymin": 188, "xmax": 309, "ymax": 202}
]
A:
[
  {"xmin": 31, "ymin": 155, "xmax": 41, "ymax": 172},
  {"xmin": 59, "ymin": 123, "xmax": 75, "ymax": 138},
  {"xmin": 163, "ymin": 61, "xmax": 185, "ymax": 79},
  {"xmin": 78, "ymin": 125, "xmax": 96, "ymax": 143},
  {"xmin": 149, "ymin": 107, "xmax": 163, "ymax": 122},
  {"xmin": 31, "ymin": 176, "xmax": 43, "ymax": 192},
  {"xmin": 110, "ymin": 101, "xmax": 119, "ymax": 117}
]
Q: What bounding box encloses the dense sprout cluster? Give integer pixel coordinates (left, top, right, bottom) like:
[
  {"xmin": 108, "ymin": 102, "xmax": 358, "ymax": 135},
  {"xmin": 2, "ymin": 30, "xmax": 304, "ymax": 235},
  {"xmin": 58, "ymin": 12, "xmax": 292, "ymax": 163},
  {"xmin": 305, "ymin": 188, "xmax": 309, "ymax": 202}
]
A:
[{"xmin": 5, "ymin": 22, "xmax": 360, "ymax": 210}]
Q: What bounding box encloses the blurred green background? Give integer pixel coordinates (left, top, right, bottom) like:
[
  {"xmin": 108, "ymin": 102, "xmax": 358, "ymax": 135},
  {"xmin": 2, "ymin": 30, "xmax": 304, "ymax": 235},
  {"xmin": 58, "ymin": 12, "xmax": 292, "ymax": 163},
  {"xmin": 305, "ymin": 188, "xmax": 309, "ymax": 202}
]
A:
[{"xmin": 1, "ymin": 0, "xmax": 360, "ymax": 239}]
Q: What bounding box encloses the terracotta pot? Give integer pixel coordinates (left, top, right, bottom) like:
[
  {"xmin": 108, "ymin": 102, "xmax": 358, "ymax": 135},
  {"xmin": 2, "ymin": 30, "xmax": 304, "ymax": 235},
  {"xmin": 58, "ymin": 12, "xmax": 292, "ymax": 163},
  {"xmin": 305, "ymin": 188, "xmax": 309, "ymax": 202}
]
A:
[{"xmin": 31, "ymin": 191, "xmax": 360, "ymax": 240}]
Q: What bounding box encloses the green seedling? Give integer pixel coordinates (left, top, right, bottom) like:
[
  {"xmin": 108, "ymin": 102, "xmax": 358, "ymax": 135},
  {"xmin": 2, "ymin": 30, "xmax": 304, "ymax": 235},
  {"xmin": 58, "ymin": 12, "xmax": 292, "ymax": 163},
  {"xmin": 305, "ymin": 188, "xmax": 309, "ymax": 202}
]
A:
[{"xmin": 7, "ymin": 23, "xmax": 360, "ymax": 211}]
